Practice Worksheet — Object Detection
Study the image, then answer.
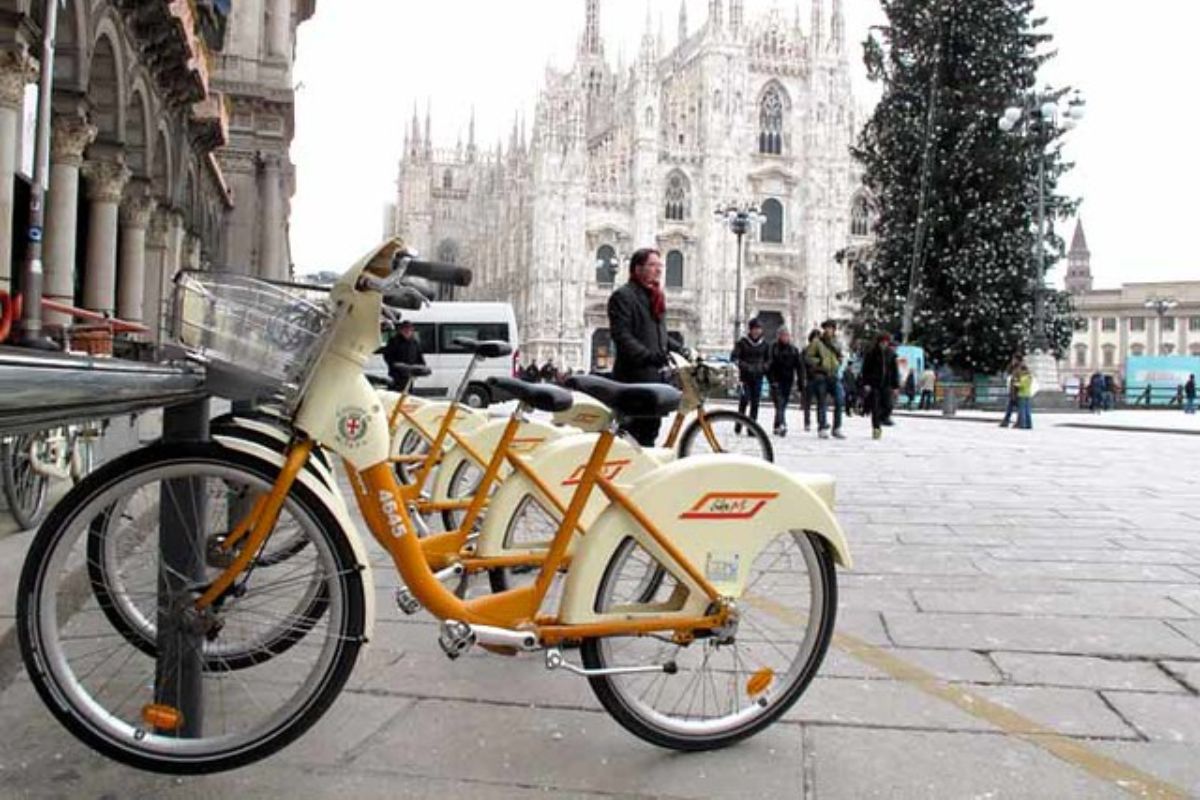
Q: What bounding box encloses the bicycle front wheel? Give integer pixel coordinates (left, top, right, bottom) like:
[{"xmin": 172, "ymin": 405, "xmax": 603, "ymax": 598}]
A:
[
  {"xmin": 2, "ymin": 431, "xmax": 51, "ymax": 530},
  {"xmin": 581, "ymin": 530, "xmax": 836, "ymax": 750},
  {"xmin": 17, "ymin": 442, "xmax": 365, "ymax": 774},
  {"xmin": 677, "ymin": 410, "xmax": 774, "ymax": 462}
]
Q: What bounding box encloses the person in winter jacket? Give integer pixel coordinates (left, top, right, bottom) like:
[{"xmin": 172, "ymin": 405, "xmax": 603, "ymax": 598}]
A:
[
  {"xmin": 766, "ymin": 327, "xmax": 804, "ymax": 436},
  {"xmin": 732, "ymin": 318, "xmax": 769, "ymax": 431},
  {"xmin": 903, "ymin": 368, "xmax": 917, "ymax": 410},
  {"xmin": 381, "ymin": 320, "xmax": 426, "ymax": 390},
  {"xmin": 861, "ymin": 333, "xmax": 901, "ymax": 439},
  {"xmin": 804, "ymin": 319, "xmax": 845, "ymax": 439},
  {"xmin": 608, "ymin": 248, "xmax": 672, "ymax": 446}
]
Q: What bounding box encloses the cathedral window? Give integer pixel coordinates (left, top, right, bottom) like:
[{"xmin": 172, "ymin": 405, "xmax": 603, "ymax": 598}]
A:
[
  {"xmin": 595, "ymin": 244, "xmax": 618, "ymax": 286},
  {"xmin": 851, "ymin": 195, "xmax": 872, "ymax": 237},
  {"xmin": 664, "ymin": 172, "xmax": 690, "ymax": 221},
  {"xmin": 759, "ymin": 86, "xmax": 784, "ymax": 155},
  {"xmin": 666, "ymin": 250, "xmax": 684, "ymax": 289},
  {"xmin": 442, "ymin": 169, "xmax": 453, "ymax": 190},
  {"xmin": 760, "ymin": 198, "xmax": 784, "ymax": 243}
]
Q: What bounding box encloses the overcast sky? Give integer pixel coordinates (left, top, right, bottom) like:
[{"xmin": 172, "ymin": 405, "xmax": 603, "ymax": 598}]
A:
[{"xmin": 291, "ymin": 0, "xmax": 1199, "ymax": 290}]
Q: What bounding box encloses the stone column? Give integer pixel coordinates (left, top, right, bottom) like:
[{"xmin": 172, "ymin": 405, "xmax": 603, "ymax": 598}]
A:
[
  {"xmin": 117, "ymin": 188, "xmax": 156, "ymax": 323},
  {"xmin": 258, "ymin": 154, "xmax": 283, "ymax": 280},
  {"xmin": 166, "ymin": 209, "xmax": 186, "ymax": 279},
  {"xmin": 268, "ymin": 0, "xmax": 292, "ymax": 57},
  {"xmin": 80, "ymin": 159, "xmax": 131, "ymax": 314},
  {"xmin": 0, "ymin": 51, "xmax": 36, "ymax": 292},
  {"xmin": 43, "ymin": 116, "xmax": 97, "ymax": 321},
  {"xmin": 143, "ymin": 207, "xmax": 171, "ymax": 342}
]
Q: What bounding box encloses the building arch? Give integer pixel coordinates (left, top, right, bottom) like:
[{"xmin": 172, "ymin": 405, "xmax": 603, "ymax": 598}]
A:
[
  {"xmin": 665, "ymin": 249, "xmax": 684, "ymax": 289},
  {"xmin": 760, "ymin": 198, "xmax": 784, "ymax": 243},
  {"xmin": 151, "ymin": 126, "xmax": 173, "ymax": 200},
  {"xmin": 757, "ymin": 81, "xmax": 789, "ymax": 156},
  {"xmin": 663, "ymin": 169, "xmax": 690, "ymax": 221},
  {"xmin": 85, "ymin": 19, "xmax": 126, "ymax": 142},
  {"xmin": 125, "ymin": 79, "xmax": 153, "ymax": 177}
]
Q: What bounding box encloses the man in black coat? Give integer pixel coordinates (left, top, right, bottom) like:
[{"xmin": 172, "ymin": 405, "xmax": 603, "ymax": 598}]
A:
[
  {"xmin": 381, "ymin": 320, "xmax": 426, "ymax": 391},
  {"xmin": 861, "ymin": 332, "xmax": 901, "ymax": 439},
  {"xmin": 732, "ymin": 318, "xmax": 769, "ymax": 432},
  {"xmin": 608, "ymin": 248, "xmax": 671, "ymax": 446},
  {"xmin": 766, "ymin": 326, "xmax": 804, "ymax": 437}
]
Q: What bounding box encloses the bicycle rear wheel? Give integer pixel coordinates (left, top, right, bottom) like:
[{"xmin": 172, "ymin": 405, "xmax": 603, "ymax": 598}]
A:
[
  {"xmin": 18, "ymin": 442, "xmax": 365, "ymax": 774},
  {"xmin": 581, "ymin": 529, "xmax": 836, "ymax": 750},
  {"xmin": 2, "ymin": 431, "xmax": 51, "ymax": 530},
  {"xmin": 677, "ymin": 410, "xmax": 774, "ymax": 462}
]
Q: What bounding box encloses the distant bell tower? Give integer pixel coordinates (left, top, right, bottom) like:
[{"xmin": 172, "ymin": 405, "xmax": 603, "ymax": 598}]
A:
[{"xmin": 1065, "ymin": 219, "xmax": 1092, "ymax": 294}]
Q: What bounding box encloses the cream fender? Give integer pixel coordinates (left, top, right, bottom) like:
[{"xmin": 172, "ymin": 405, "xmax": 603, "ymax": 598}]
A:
[
  {"xmin": 427, "ymin": 417, "xmax": 568, "ymax": 505},
  {"xmin": 551, "ymin": 392, "xmax": 613, "ymax": 433},
  {"xmin": 557, "ymin": 454, "xmax": 851, "ymax": 625},
  {"xmin": 211, "ymin": 434, "xmax": 376, "ymax": 644},
  {"xmin": 215, "ymin": 416, "xmax": 342, "ymax": 502},
  {"xmin": 474, "ymin": 433, "xmax": 667, "ymax": 559},
  {"xmin": 391, "ymin": 401, "xmax": 488, "ymax": 459}
]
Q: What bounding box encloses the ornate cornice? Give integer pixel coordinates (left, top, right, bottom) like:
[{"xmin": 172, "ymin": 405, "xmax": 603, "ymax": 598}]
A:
[{"xmin": 0, "ymin": 49, "xmax": 37, "ymax": 111}]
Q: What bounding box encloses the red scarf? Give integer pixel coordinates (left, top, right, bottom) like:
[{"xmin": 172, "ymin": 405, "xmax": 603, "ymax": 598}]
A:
[{"xmin": 635, "ymin": 275, "xmax": 666, "ymax": 320}]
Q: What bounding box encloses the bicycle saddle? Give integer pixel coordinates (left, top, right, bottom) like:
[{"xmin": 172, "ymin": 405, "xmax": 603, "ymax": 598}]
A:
[
  {"xmin": 565, "ymin": 375, "xmax": 682, "ymax": 419},
  {"xmin": 388, "ymin": 363, "xmax": 432, "ymax": 379},
  {"xmin": 451, "ymin": 338, "xmax": 513, "ymax": 359},
  {"xmin": 487, "ymin": 377, "xmax": 573, "ymax": 413}
]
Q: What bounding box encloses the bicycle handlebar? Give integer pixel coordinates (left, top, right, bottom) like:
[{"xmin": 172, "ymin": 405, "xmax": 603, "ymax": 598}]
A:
[{"xmin": 403, "ymin": 259, "xmax": 473, "ymax": 287}]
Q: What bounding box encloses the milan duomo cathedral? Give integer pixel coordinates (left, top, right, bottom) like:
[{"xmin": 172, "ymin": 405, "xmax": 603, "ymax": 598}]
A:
[{"xmin": 385, "ymin": 0, "xmax": 871, "ymax": 370}]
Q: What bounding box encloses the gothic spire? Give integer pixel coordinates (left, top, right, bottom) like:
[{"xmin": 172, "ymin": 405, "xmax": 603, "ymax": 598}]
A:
[
  {"xmin": 1070, "ymin": 219, "xmax": 1090, "ymax": 256},
  {"xmin": 410, "ymin": 101, "xmax": 421, "ymax": 160},
  {"xmin": 424, "ymin": 98, "xmax": 432, "ymax": 159},
  {"xmin": 830, "ymin": 0, "xmax": 845, "ymax": 52},
  {"xmin": 583, "ymin": 0, "xmax": 601, "ymax": 56},
  {"xmin": 467, "ymin": 106, "xmax": 477, "ymax": 162},
  {"xmin": 678, "ymin": 0, "xmax": 688, "ymax": 46},
  {"xmin": 710, "ymin": 0, "xmax": 724, "ymax": 31},
  {"xmin": 811, "ymin": 0, "xmax": 823, "ymax": 54}
]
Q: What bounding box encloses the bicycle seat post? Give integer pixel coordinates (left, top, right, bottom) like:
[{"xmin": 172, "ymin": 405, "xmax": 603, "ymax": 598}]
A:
[{"xmin": 452, "ymin": 352, "xmax": 484, "ymax": 404}]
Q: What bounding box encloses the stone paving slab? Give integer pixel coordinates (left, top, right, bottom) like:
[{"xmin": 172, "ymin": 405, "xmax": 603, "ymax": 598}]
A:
[
  {"xmin": 1101, "ymin": 691, "xmax": 1200, "ymax": 743},
  {"xmin": 1160, "ymin": 660, "xmax": 1200, "ymax": 692},
  {"xmin": 1093, "ymin": 741, "xmax": 1200, "ymax": 797},
  {"xmin": 968, "ymin": 685, "xmax": 1138, "ymax": 739},
  {"xmin": 991, "ymin": 652, "xmax": 1187, "ymax": 693},
  {"xmin": 783, "ymin": 677, "xmax": 996, "ymax": 733},
  {"xmin": 807, "ymin": 727, "xmax": 1128, "ymax": 800},
  {"xmin": 881, "ymin": 611, "xmax": 1200, "ymax": 658},
  {"xmin": 911, "ymin": 588, "xmax": 1194, "ymax": 619}
]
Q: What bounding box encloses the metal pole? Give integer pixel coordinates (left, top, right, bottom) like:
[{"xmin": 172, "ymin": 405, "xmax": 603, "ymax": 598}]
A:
[
  {"xmin": 1033, "ymin": 144, "xmax": 1047, "ymax": 351},
  {"xmin": 733, "ymin": 228, "xmax": 744, "ymax": 345},
  {"xmin": 17, "ymin": 0, "xmax": 59, "ymax": 349},
  {"xmin": 155, "ymin": 397, "xmax": 210, "ymax": 736}
]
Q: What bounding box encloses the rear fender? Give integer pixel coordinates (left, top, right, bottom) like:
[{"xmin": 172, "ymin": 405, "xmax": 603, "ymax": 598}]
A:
[
  {"xmin": 558, "ymin": 455, "xmax": 850, "ymax": 625},
  {"xmin": 392, "ymin": 402, "xmax": 487, "ymax": 458},
  {"xmin": 474, "ymin": 434, "xmax": 662, "ymax": 558},
  {"xmin": 428, "ymin": 418, "xmax": 565, "ymax": 503},
  {"xmin": 211, "ymin": 436, "xmax": 375, "ymax": 644}
]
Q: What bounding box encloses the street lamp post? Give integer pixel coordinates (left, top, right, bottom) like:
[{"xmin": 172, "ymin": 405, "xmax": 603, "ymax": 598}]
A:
[
  {"xmin": 1144, "ymin": 296, "xmax": 1178, "ymax": 355},
  {"xmin": 715, "ymin": 203, "xmax": 763, "ymax": 346},
  {"xmin": 998, "ymin": 88, "xmax": 1085, "ymax": 389}
]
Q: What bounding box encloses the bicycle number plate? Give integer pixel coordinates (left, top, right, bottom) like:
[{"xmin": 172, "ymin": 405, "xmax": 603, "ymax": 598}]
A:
[{"xmin": 705, "ymin": 552, "xmax": 740, "ymax": 583}]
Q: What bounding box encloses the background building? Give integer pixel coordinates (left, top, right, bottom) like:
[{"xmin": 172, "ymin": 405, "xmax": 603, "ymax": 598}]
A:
[
  {"xmin": 0, "ymin": 0, "xmax": 312, "ymax": 341},
  {"xmin": 1061, "ymin": 220, "xmax": 1200, "ymax": 381},
  {"xmin": 387, "ymin": 0, "xmax": 867, "ymax": 369}
]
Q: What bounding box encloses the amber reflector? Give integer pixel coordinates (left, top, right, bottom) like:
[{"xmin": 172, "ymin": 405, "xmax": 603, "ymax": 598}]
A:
[
  {"xmin": 746, "ymin": 667, "xmax": 775, "ymax": 697},
  {"xmin": 141, "ymin": 703, "xmax": 184, "ymax": 732}
]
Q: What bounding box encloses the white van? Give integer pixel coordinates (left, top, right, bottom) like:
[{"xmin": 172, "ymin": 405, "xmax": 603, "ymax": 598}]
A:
[{"xmin": 366, "ymin": 301, "xmax": 520, "ymax": 408}]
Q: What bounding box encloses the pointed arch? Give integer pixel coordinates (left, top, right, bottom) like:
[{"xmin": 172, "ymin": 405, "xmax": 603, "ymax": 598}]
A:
[
  {"xmin": 86, "ymin": 22, "xmax": 125, "ymax": 142},
  {"xmin": 850, "ymin": 191, "xmax": 875, "ymax": 238},
  {"xmin": 665, "ymin": 250, "xmax": 684, "ymax": 289},
  {"xmin": 761, "ymin": 198, "xmax": 784, "ymax": 243},
  {"xmin": 151, "ymin": 126, "xmax": 173, "ymax": 200},
  {"xmin": 757, "ymin": 81, "xmax": 789, "ymax": 156},
  {"xmin": 125, "ymin": 78, "xmax": 153, "ymax": 177},
  {"xmin": 663, "ymin": 169, "xmax": 690, "ymax": 221}
]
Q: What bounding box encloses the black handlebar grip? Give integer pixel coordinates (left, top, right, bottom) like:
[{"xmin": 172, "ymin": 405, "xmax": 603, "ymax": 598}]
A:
[{"xmin": 405, "ymin": 259, "xmax": 473, "ymax": 287}]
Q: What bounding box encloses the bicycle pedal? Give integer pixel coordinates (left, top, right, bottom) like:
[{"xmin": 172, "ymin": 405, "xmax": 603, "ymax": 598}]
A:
[
  {"xmin": 394, "ymin": 588, "xmax": 422, "ymax": 615},
  {"xmin": 438, "ymin": 619, "xmax": 476, "ymax": 660}
]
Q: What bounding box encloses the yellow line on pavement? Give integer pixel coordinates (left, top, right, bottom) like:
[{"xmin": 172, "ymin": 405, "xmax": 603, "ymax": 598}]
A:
[{"xmin": 743, "ymin": 594, "xmax": 1188, "ymax": 800}]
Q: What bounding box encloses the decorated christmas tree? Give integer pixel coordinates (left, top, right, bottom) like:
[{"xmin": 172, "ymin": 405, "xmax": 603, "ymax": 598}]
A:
[{"xmin": 851, "ymin": 0, "xmax": 1078, "ymax": 374}]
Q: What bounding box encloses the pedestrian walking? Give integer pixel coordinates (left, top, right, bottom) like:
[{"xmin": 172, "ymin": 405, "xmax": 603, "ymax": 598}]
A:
[
  {"xmin": 766, "ymin": 326, "xmax": 804, "ymax": 437},
  {"xmin": 380, "ymin": 319, "xmax": 426, "ymax": 391},
  {"xmin": 607, "ymin": 248, "xmax": 672, "ymax": 446},
  {"xmin": 1185, "ymin": 374, "xmax": 1196, "ymax": 414},
  {"xmin": 861, "ymin": 333, "xmax": 901, "ymax": 439},
  {"xmin": 1103, "ymin": 373, "xmax": 1117, "ymax": 410},
  {"xmin": 902, "ymin": 368, "xmax": 916, "ymax": 411},
  {"xmin": 801, "ymin": 329, "xmax": 820, "ymax": 431},
  {"xmin": 805, "ymin": 319, "xmax": 845, "ymax": 439},
  {"xmin": 732, "ymin": 318, "xmax": 769, "ymax": 432},
  {"xmin": 1088, "ymin": 371, "xmax": 1105, "ymax": 413},
  {"xmin": 999, "ymin": 355, "xmax": 1022, "ymax": 427},
  {"xmin": 1016, "ymin": 362, "xmax": 1034, "ymax": 429},
  {"xmin": 918, "ymin": 365, "xmax": 936, "ymax": 410}
]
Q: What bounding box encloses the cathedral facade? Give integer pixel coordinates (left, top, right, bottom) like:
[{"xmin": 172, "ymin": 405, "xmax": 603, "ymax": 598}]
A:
[{"xmin": 387, "ymin": 0, "xmax": 871, "ymax": 369}]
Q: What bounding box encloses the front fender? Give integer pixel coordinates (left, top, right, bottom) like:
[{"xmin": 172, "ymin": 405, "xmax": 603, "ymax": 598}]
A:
[
  {"xmin": 210, "ymin": 436, "xmax": 375, "ymax": 644},
  {"xmin": 391, "ymin": 402, "xmax": 487, "ymax": 458},
  {"xmin": 558, "ymin": 454, "xmax": 850, "ymax": 625}
]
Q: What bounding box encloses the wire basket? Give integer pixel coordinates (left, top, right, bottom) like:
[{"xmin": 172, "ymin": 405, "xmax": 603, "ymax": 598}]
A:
[{"xmin": 170, "ymin": 272, "xmax": 334, "ymax": 405}]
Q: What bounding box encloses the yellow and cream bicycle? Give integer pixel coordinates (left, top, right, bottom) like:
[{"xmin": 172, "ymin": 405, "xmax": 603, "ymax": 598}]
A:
[{"xmin": 17, "ymin": 240, "xmax": 850, "ymax": 774}]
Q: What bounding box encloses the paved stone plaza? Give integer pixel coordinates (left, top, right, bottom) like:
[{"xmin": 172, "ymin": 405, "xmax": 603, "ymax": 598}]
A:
[{"xmin": 1, "ymin": 410, "xmax": 1199, "ymax": 798}]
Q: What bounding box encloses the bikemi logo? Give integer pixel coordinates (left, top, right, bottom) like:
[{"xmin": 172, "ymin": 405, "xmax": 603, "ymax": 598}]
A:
[
  {"xmin": 336, "ymin": 406, "xmax": 370, "ymax": 449},
  {"xmin": 680, "ymin": 492, "xmax": 779, "ymax": 520},
  {"xmin": 562, "ymin": 459, "xmax": 632, "ymax": 486}
]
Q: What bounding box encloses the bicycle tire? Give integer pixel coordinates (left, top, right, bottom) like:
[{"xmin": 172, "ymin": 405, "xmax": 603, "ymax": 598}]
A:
[
  {"xmin": 18, "ymin": 441, "xmax": 365, "ymax": 774},
  {"xmin": 677, "ymin": 409, "xmax": 775, "ymax": 462},
  {"xmin": 2, "ymin": 431, "xmax": 51, "ymax": 530},
  {"xmin": 581, "ymin": 531, "xmax": 836, "ymax": 750}
]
